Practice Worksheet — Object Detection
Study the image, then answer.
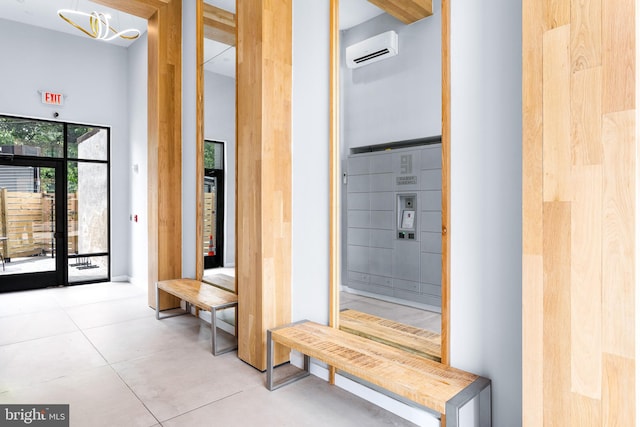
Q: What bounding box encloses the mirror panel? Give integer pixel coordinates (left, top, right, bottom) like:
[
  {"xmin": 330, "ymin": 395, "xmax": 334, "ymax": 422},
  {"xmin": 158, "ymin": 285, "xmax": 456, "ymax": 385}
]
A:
[
  {"xmin": 199, "ymin": 0, "xmax": 237, "ymax": 292},
  {"xmin": 334, "ymin": 0, "xmax": 444, "ymax": 362}
]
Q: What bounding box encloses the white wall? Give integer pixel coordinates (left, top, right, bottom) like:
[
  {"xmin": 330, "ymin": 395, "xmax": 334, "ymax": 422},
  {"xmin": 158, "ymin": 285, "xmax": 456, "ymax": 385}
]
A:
[
  {"xmin": 450, "ymin": 0, "xmax": 522, "ymax": 425},
  {"xmin": 342, "ymin": 3, "xmax": 441, "ymax": 148},
  {"xmin": 204, "ymin": 71, "xmax": 236, "ymax": 267},
  {"xmin": 127, "ymin": 33, "xmax": 148, "ymax": 286},
  {"xmin": 291, "ymin": 0, "xmax": 330, "ymax": 324},
  {"xmin": 0, "ymin": 18, "xmax": 131, "ymax": 280}
]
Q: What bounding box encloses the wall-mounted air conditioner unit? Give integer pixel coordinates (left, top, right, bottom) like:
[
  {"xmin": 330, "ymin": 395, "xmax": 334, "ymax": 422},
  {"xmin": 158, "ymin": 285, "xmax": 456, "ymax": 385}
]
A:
[{"xmin": 346, "ymin": 30, "xmax": 398, "ymax": 69}]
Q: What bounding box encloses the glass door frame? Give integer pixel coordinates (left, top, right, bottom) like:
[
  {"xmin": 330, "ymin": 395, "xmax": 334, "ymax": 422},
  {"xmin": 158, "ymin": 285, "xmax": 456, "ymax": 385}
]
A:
[{"xmin": 0, "ymin": 157, "xmax": 66, "ymax": 292}]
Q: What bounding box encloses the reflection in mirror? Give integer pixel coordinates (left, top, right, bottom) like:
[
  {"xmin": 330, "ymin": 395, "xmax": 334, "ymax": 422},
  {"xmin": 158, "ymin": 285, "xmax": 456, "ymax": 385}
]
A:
[
  {"xmin": 201, "ymin": 0, "xmax": 236, "ymax": 293},
  {"xmin": 338, "ymin": 0, "xmax": 442, "ymax": 362}
]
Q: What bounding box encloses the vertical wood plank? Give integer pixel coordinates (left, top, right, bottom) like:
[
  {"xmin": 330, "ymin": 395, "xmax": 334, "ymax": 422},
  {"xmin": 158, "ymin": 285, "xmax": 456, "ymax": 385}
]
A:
[
  {"xmin": 570, "ymin": 0, "xmax": 602, "ymax": 72},
  {"xmin": 543, "ymin": 25, "xmax": 572, "ymax": 202},
  {"xmin": 570, "ymin": 393, "xmax": 602, "ymax": 426},
  {"xmin": 542, "ymin": 201, "xmax": 572, "ymax": 425},
  {"xmin": 602, "ymin": 110, "xmax": 635, "ymax": 359},
  {"xmin": 570, "ymin": 165, "xmax": 602, "ymax": 398},
  {"xmin": 195, "ymin": 0, "xmax": 204, "ymax": 281},
  {"xmin": 602, "ymin": 0, "xmax": 635, "ymax": 114},
  {"xmin": 522, "ymin": 255, "xmax": 544, "ymax": 427},
  {"xmin": 544, "ymin": 0, "xmax": 570, "ymax": 29},
  {"xmin": 440, "ymin": 0, "xmax": 450, "ymax": 366},
  {"xmin": 571, "ymin": 67, "xmax": 603, "ymax": 165},
  {"xmin": 523, "ymin": 0, "xmax": 544, "ymax": 256},
  {"xmin": 329, "ymin": 0, "xmax": 340, "ymax": 385},
  {"xmin": 602, "ymin": 353, "xmax": 636, "ymax": 425}
]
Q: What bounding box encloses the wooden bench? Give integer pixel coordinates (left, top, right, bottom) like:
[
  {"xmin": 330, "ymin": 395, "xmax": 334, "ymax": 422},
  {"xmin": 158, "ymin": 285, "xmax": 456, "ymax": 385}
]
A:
[
  {"xmin": 155, "ymin": 278, "xmax": 238, "ymax": 355},
  {"xmin": 339, "ymin": 309, "xmax": 442, "ymax": 362},
  {"xmin": 266, "ymin": 321, "xmax": 491, "ymax": 427}
]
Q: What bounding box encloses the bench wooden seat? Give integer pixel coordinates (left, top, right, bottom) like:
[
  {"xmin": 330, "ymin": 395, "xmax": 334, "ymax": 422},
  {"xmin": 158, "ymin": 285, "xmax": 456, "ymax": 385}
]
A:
[
  {"xmin": 267, "ymin": 321, "xmax": 491, "ymax": 426},
  {"xmin": 339, "ymin": 309, "xmax": 441, "ymax": 362},
  {"xmin": 203, "ymin": 273, "xmax": 235, "ymax": 292},
  {"xmin": 155, "ymin": 278, "xmax": 238, "ymax": 355}
]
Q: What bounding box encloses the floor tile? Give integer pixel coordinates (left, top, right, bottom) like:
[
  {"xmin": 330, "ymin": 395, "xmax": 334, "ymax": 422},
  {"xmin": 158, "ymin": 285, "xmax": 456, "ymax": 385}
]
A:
[
  {"xmin": 52, "ymin": 282, "xmax": 146, "ymax": 308},
  {"xmin": 65, "ymin": 296, "xmax": 155, "ymax": 330},
  {"xmin": 0, "ymin": 331, "xmax": 107, "ymax": 393},
  {"xmin": 0, "ymin": 287, "xmax": 62, "ymax": 318},
  {"xmin": 0, "ymin": 309, "xmax": 79, "ymax": 346},
  {"xmin": 0, "ymin": 365, "xmax": 158, "ymax": 427},
  {"xmin": 82, "ymin": 315, "xmax": 211, "ymax": 364},
  {"xmin": 112, "ymin": 347, "xmax": 262, "ymax": 422},
  {"xmin": 163, "ymin": 376, "xmax": 417, "ymax": 427}
]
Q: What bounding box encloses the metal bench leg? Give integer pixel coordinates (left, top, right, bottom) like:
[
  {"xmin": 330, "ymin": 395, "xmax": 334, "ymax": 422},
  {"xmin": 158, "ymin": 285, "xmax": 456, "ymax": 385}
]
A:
[
  {"xmin": 211, "ymin": 303, "xmax": 238, "ymax": 356},
  {"xmin": 266, "ymin": 329, "xmax": 310, "ymax": 390},
  {"xmin": 155, "ymin": 283, "xmax": 189, "ymax": 320},
  {"xmin": 445, "ymin": 377, "xmax": 492, "ymax": 427}
]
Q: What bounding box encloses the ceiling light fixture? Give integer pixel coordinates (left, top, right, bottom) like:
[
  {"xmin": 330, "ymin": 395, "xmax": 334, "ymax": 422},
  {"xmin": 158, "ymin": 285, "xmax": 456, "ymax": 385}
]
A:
[{"xmin": 57, "ymin": 9, "xmax": 140, "ymax": 41}]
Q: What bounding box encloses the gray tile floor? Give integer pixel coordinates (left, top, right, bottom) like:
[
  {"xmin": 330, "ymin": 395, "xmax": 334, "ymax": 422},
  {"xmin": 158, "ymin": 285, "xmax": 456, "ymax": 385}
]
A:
[{"xmin": 0, "ymin": 281, "xmax": 416, "ymax": 426}]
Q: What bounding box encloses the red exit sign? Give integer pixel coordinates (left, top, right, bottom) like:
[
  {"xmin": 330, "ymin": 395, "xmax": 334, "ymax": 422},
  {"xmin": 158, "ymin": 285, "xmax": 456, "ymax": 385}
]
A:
[{"xmin": 41, "ymin": 91, "xmax": 64, "ymax": 106}]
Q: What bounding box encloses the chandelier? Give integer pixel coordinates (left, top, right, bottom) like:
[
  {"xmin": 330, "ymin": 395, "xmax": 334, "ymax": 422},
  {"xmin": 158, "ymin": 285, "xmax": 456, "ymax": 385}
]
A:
[{"xmin": 57, "ymin": 9, "xmax": 140, "ymax": 41}]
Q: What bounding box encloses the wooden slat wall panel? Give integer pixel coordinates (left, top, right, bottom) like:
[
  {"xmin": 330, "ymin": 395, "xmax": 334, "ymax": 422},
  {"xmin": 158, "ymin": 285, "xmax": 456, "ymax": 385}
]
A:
[
  {"xmin": 602, "ymin": 110, "xmax": 635, "ymax": 359},
  {"xmin": 522, "ymin": 255, "xmax": 543, "ymax": 427},
  {"xmin": 570, "ymin": 166, "xmax": 602, "ymax": 399},
  {"xmin": 570, "ymin": 393, "xmax": 601, "ymax": 426},
  {"xmin": 146, "ymin": 0, "xmax": 183, "ymax": 309},
  {"xmin": 440, "ymin": 0, "xmax": 450, "ymax": 366},
  {"xmin": 542, "ymin": 25, "xmax": 571, "ymax": 202},
  {"xmin": 236, "ymin": 0, "xmax": 292, "ymax": 371},
  {"xmin": 602, "ymin": 0, "xmax": 635, "ymax": 113},
  {"xmin": 570, "ymin": 0, "xmax": 601, "ymax": 72},
  {"xmin": 602, "ymin": 353, "xmax": 635, "ymax": 425},
  {"xmin": 544, "ymin": 0, "xmax": 570, "ymax": 29},
  {"xmin": 523, "ymin": 0, "xmax": 636, "ymax": 424},
  {"xmin": 571, "ymin": 68, "xmax": 602, "ymax": 165},
  {"xmin": 542, "ymin": 202, "xmax": 572, "ymax": 423}
]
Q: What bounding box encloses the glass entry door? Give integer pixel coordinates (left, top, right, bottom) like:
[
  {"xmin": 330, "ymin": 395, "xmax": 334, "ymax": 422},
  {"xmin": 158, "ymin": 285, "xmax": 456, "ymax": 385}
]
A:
[
  {"xmin": 203, "ymin": 140, "xmax": 225, "ymax": 270},
  {"xmin": 0, "ymin": 115, "xmax": 111, "ymax": 292},
  {"xmin": 0, "ymin": 159, "xmax": 65, "ymax": 292},
  {"xmin": 204, "ymin": 169, "xmax": 224, "ymax": 269}
]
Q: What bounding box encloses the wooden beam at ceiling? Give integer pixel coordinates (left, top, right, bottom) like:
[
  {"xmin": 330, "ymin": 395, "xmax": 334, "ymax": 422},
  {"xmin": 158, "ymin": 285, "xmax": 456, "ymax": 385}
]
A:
[
  {"xmin": 90, "ymin": 0, "xmax": 167, "ymax": 19},
  {"xmin": 203, "ymin": 3, "xmax": 236, "ymax": 46},
  {"xmin": 367, "ymin": 0, "xmax": 433, "ymax": 25}
]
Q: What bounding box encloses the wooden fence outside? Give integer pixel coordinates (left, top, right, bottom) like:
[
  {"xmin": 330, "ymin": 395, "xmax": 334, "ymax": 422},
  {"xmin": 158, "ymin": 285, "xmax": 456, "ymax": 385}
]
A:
[
  {"xmin": 0, "ymin": 189, "xmax": 77, "ymax": 259},
  {"xmin": 203, "ymin": 192, "xmax": 216, "ymax": 255}
]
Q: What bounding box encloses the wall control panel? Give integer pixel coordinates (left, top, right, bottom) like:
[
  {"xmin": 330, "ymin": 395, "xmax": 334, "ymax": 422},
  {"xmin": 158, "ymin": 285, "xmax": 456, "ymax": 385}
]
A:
[{"xmin": 397, "ymin": 193, "xmax": 417, "ymax": 240}]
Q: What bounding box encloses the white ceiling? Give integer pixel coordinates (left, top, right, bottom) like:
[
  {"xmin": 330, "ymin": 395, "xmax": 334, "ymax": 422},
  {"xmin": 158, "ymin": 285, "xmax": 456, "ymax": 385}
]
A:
[
  {"xmin": 0, "ymin": 0, "xmax": 147, "ymax": 47},
  {"xmin": 0, "ymin": 0, "xmax": 383, "ymax": 77}
]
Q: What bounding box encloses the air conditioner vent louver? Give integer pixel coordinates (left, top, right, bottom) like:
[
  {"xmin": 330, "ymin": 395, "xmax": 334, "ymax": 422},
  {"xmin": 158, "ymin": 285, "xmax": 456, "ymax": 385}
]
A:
[
  {"xmin": 354, "ymin": 48, "xmax": 390, "ymax": 64},
  {"xmin": 346, "ymin": 31, "xmax": 398, "ymax": 69}
]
